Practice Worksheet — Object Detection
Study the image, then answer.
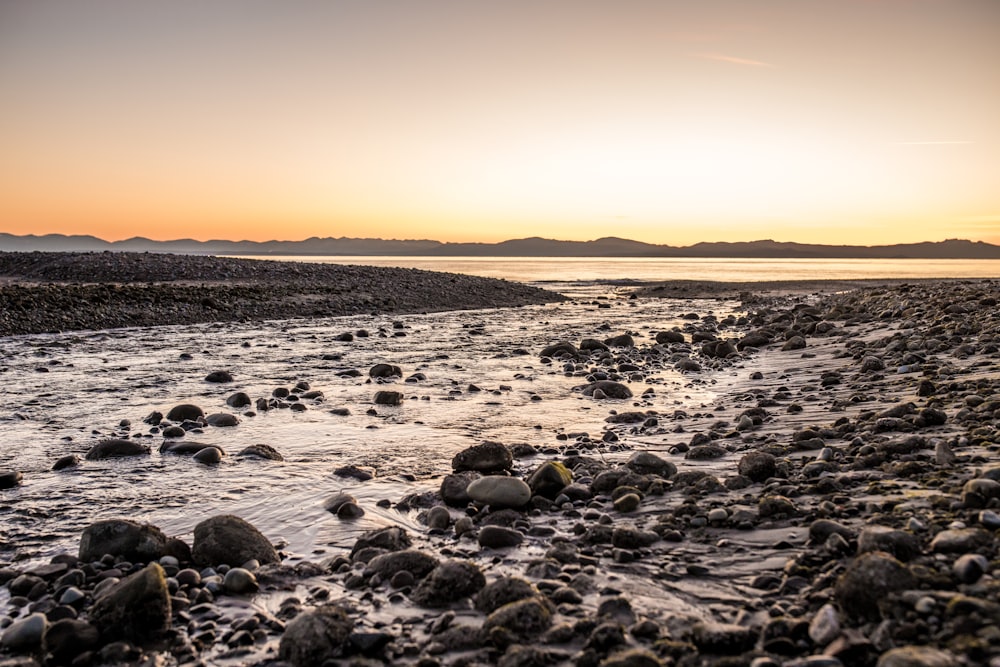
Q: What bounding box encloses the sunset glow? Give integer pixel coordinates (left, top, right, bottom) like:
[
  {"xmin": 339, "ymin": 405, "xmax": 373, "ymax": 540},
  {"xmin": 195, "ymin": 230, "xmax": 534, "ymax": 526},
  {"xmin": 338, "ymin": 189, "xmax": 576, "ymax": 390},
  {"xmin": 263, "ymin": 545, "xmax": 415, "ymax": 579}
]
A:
[{"xmin": 1, "ymin": 1, "xmax": 998, "ymax": 245}]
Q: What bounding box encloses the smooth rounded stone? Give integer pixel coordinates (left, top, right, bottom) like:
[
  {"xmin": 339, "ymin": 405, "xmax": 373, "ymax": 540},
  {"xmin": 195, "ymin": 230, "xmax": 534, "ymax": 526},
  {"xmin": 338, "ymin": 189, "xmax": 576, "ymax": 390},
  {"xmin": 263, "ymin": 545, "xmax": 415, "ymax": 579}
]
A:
[
  {"xmin": 876, "ymin": 646, "xmax": 959, "ymax": 667},
  {"xmin": 758, "ymin": 495, "xmax": 798, "ymax": 517},
  {"xmin": 236, "ymin": 443, "xmax": 284, "ymax": 461},
  {"xmin": 611, "ymin": 526, "xmax": 659, "ymax": 548},
  {"xmin": 1, "ymin": 612, "xmax": 48, "ymax": 650},
  {"xmin": 59, "ymin": 586, "xmax": 86, "ymax": 606},
  {"xmin": 350, "ymin": 526, "xmax": 412, "ymax": 560},
  {"xmin": 193, "ymin": 446, "xmax": 224, "ymax": 465},
  {"xmin": 84, "ymin": 439, "xmax": 150, "ymax": 460},
  {"xmin": 204, "ymin": 371, "xmax": 234, "ymax": 383},
  {"xmin": 581, "ymin": 380, "xmax": 633, "ymax": 399},
  {"xmin": 369, "ymin": 363, "xmax": 402, "ymax": 379},
  {"xmin": 857, "ymin": 525, "xmax": 921, "ymax": 561},
  {"xmin": 373, "ymin": 390, "xmax": 404, "ymax": 406},
  {"xmin": 191, "ymin": 515, "xmax": 279, "ymax": 567},
  {"xmin": 604, "ymin": 333, "xmax": 635, "ymax": 348},
  {"xmin": 625, "ymin": 451, "xmax": 676, "ymax": 478},
  {"xmin": 222, "ymin": 567, "xmax": 259, "ymax": 594},
  {"xmin": 737, "ymin": 451, "xmax": 776, "ymax": 482},
  {"xmin": 467, "ymin": 476, "xmax": 531, "ymax": 509},
  {"xmin": 540, "ymin": 341, "xmax": 579, "ymax": 358},
  {"xmin": 279, "ymin": 605, "xmax": 354, "ymax": 667},
  {"xmin": 782, "ymin": 335, "xmax": 807, "ymax": 351},
  {"xmin": 979, "ymin": 510, "xmax": 1000, "ymax": 530},
  {"xmin": 960, "ymin": 478, "xmax": 1000, "ymax": 508},
  {"xmin": 835, "ymin": 551, "xmax": 915, "ymax": 620},
  {"xmin": 160, "ymin": 425, "xmax": 186, "ymax": 438},
  {"xmin": 685, "ymin": 444, "xmax": 727, "ymax": 460},
  {"xmin": 205, "ymin": 413, "xmax": 239, "ymax": 427},
  {"xmin": 52, "ymin": 454, "xmax": 81, "ymax": 471},
  {"xmin": 929, "ymin": 527, "xmax": 992, "ymax": 553},
  {"xmin": 452, "ymin": 441, "xmax": 513, "ymax": 473},
  {"xmin": 166, "ymin": 404, "xmax": 204, "ymax": 422},
  {"xmin": 614, "ymin": 493, "xmax": 641, "ymax": 513},
  {"xmin": 952, "ymin": 553, "xmax": 990, "ymax": 584},
  {"xmin": 79, "ymin": 519, "xmax": 169, "ymax": 563},
  {"xmin": 861, "ymin": 356, "xmax": 886, "ymax": 372},
  {"xmin": 89, "ymin": 563, "xmax": 170, "ymax": 642},
  {"xmin": 808, "ymin": 603, "xmax": 841, "ymax": 646},
  {"xmin": 484, "ymin": 596, "xmax": 554, "ymax": 639},
  {"xmin": 478, "ymin": 525, "xmax": 524, "ymax": 549},
  {"xmin": 160, "ymin": 441, "xmax": 225, "ymax": 456},
  {"xmin": 426, "ymin": 505, "xmax": 451, "ymax": 530},
  {"xmin": 526, "ymin": 461, "xmax": 573, "ymax": 499},
  {"xmin": 656, "ymin": 330, "xmax": 685, "ymax": 344},
  {"xmin": 411, "ymin": 560, "xmax": 486, "ymax": 608},
  {"xmin": 176, "ymin": 568, "xmax": 201, "ymax": 587},
  {"xmin": 809, "ymin": 519, "xmax": 855, "ymax": 544},
  {"xmin": 707, "ymin": 508, "xmax": 729, "ymax": 524},
  {"xmin": 323, "ymin": 492, "xmax": 359, "ymax": 514},
  {"xmin": 43, "ymin": 618, "xmax": 100, "ymax": 664},
  {"xmin": 333, "ymin": 464, "xmax": 374, "ymax": 481},
  {"xmin": 441, "ymin": 471, "xmax": 480, "ymax": 506},
  {"xmin": 226, "ymin": 392, "xmax": 252, "ymax": 408},
  {"xmin": 690, "ymin": 622, "xmax": 756, "ymax": 654},
  {"xmin": 366, "ymin": 550, "xmax": 439, "ymax": 580},
  {"xmin": 475, "ymin": 577, "xmax": 537, "ymax": 614},
  {"xmin": 0, "ymin": 469, "xmax": 23, "ymax": 488}
]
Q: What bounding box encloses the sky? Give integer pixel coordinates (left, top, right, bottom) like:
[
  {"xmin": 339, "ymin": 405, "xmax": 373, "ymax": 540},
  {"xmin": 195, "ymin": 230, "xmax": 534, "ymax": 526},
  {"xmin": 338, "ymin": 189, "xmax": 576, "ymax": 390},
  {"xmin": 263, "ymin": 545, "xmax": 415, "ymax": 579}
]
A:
[{"xmin": 1, "ymin": 0, "xmax": 999, "ymax": 246}]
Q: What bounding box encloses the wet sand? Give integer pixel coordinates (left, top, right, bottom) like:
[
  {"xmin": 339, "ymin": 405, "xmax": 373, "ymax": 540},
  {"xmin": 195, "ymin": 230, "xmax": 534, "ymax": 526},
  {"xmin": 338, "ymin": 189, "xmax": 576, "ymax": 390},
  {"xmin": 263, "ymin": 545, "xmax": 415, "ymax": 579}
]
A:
[{"xmin": 1, "ymin": 263, "xmax": 999, "ymax": 667}]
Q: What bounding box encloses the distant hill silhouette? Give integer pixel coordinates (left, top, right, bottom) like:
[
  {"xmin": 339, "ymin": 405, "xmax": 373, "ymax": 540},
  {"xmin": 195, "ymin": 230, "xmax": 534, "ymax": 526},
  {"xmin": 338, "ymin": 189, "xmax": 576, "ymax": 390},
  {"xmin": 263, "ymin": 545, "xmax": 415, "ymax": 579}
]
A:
[{"xmin": 2, "ymin": 233, "xmax": 999, "ymax": 259}]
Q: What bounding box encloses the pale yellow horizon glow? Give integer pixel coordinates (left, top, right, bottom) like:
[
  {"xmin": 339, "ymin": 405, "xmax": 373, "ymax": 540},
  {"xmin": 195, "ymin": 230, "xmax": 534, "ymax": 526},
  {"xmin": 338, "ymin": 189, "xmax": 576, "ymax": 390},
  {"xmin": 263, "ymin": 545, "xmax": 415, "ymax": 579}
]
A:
[{"xmin": 1, "ymin": 1, "xmax": 998, "ymax": 247}]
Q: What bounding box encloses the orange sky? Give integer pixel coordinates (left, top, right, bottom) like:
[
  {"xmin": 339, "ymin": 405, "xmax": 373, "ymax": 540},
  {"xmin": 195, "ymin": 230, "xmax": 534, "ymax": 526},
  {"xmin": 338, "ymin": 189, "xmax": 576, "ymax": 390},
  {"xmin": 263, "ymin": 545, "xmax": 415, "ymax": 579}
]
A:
[{"xmin": 1, "ymin": 1, "xmax": 999, "ymax": 246}]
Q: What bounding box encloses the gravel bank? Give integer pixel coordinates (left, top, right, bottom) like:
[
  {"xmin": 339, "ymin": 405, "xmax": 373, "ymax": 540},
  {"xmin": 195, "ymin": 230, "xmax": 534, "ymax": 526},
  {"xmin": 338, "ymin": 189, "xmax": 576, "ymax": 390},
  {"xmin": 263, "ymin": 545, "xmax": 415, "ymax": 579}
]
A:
[{"xmin": 0, "ymin": 252, "xmax": 567, "ymax": 336}]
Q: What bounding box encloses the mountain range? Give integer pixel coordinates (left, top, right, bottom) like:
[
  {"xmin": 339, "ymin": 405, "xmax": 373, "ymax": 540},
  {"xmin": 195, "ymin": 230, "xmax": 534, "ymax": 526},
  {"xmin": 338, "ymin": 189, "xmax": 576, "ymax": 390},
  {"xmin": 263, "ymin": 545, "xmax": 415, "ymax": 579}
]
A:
[{"xmin": 2, "ymin": 233, "xmax": 1000, "ymax": 259}]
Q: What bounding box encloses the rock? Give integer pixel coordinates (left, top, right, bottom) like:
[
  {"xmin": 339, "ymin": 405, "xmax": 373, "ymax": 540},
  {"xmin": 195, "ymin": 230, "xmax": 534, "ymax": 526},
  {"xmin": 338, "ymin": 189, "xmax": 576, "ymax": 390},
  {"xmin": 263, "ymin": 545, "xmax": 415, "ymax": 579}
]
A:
[
  {"xmin": 324, "ymin": 492, "xmax": 359, "ymax": 514},
  {"xmin": 373, "ymin": 390, "xmax": 404, "ymax": 406},
  {"xmin": 929, "ymin": 527, "xmax": 992, "ymax": 553},
  {"xmin": 350, "ymin": 527, "xmax": 411, "ymax": 560},
  {"xmin": 205, "ymin": 371, "xmax": 234, "ymax": 383},
  {"xmin": 222, "ymin": 567, "xmax": 259, "ymax": 594},
  {"xmin": 526, "ymin": 461, "xmax": 573, "ymax": 499},
  {"xmin": 410, "ymin": 560, "xmax": 486, "ymax": 607},
  {"xmin": 166, "ymin": 404, "xmax": 204, "ymax": 421},
  {"xmin": 333, "ymin": 464, "xmax": 375, "ymax": 481},
  {"xmin": 475, "ymin": 577, "xmax": 537, "ymax": 614},
  {"xmin": 582, "ymin": 380, "xmax": 633, "ymax": 399},
  {"xmin": 79, "ymin": 519, "xmax": 169, "ymax": 563},
  {"xmin": 808, "ymin": 603, "xmax": 841, "ymax": 646},
  {"xmin": 876, "ymin": 646, "xmax": 959, "ymax": 667},
  {"xmin": 484, "ymin": 597, "xmax": 553, "ymax": 639},
  {"xmin": 52, "ymin": 454, "xmax": 80, "ymax": 471},
  {"xmin": 467, "ymin": 476, "xmax": 531, "ymax": 509},
  {"xmin": 193, "ymin": 446, "xmax": 224, "ymax": 464},
  {"xmin": 625, "ymin": 451, "xmax": 676, "ymax": 478},
  {"xmin": 237, "ymin": 444, "xmax": 284, "ymax": 460},
  {"xmin": 85, "ymin": 439, "xmax": 150, "ymax": 460},
  {"xmin": 686, "ymin": 444, "xmax": 727, "ymax": 460},
  {"xmin": 835, "ymin": 552, "xmax": 915, "ymax": 620},
  {"xmin": 605, "ymin": 333, "xmax": 635, "ymax": 347},
  {"xmin": 690, "ymin": 622, "xmax": 756, "ymax": 654},
  {"xmin": 452, "ymin": 441, "xmax": 513, "ymax": 472},
  {"xmin": 613, "ymin": 493, "xmax": 641, "ymax": 513},
  {"xmin": 160, "ymin": 441, "xmax": 224, "ymax": 456},
  {"xmin": 366, "ymin": 550, "xmax": 439, "ymax": 581},
  {"xmin": 540, "ymin": 341, "xmax": 579, "ymax": 358},
  {"xmin": 205, "ymin": 413, "xmax": 239, "ymax": 427},
  {"xmin": 1, "ymin": 613, "xmax": 48, "ymax": 651},
  {"xmin": 580, "ymin": 338, "xmax": 609, "ymax": 352},
  {"xmin": 0, "ymin": 470, "xmax": 23, "ymax": 489},
  {"xmin": 89, "ymin": 563, "xmax": 171, "ymax": 642},
  {"xmin": 611, "ymin": 526, "xmax": 659, "ymax": 549},
  {"xmin": 426, "ymin": 505, "xmax": 451, "ymax": 530},
  {"xmin": 782, "ymin": 336, "xmax": 806, "ymax": 351},
  {"xmin": 857, "ymin": 526, "xmax": 921, "ymax": 561},
  {"xmin": 478, "ymin": 525, "xmax": 524, "ymax": 548},
  {"xmin": 738, "ymin": 451, "xmax": 776, "ymax": 482},
  {"xmin": 278, "ymin": 605, "xmax": 354, "ymax": 667},
  {"xmin": 599, "ymin": 648, "xmax": 663, "ymax": 667},
  {"xmin": 656, "ymin": 330, "xmax": 685, "ymax": 344},
  {"xmin": 226, "ymin": 392, "xmax": 252, "ymax": 408},
  {"xmin": 952, "ymin": 553, "xmax": 989, "ymax": 584},
  {"xmin": 369, "ymin": 363, "xmax": 402, "ymax": 379},
  {"xmin": 43, "ymin": 619, "xmax": 100, "ymax": 665},
  {"xmin": 191, "ymin": 515, "xmax": 279, "ymax": 567},
  {"xmin": 441, "ymin": 471, "xmax": 480, "ymax": 506},
  {"xmin": 960, "ymin": 478, "xmax": 1000, "ymax": 508},
  {"xmin": 809, "ymin": 519, "xmax": 855, "ymax": 544}
]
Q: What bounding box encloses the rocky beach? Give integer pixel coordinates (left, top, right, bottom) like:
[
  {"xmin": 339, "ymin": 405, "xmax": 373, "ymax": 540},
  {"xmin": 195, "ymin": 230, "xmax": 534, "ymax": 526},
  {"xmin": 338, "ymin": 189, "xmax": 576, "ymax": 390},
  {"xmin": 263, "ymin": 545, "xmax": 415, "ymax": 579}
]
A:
[{"xmin": 0, "ymin": 254, "xmax": 998, "ymax": 667}]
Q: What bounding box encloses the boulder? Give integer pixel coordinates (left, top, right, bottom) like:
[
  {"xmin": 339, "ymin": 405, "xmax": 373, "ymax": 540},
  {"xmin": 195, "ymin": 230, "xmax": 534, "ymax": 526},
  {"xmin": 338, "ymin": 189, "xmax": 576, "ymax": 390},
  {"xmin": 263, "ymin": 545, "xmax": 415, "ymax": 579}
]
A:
[
  {"xmin": 526, "ymin": 461, "xmax": 573, "ymax": 499},
  {"xmin": 737, "ymin": 451, "xmax": 776, "ymax": 482},
  {"xmin": 440, "ymin": 471, "xmax": 480, "ymax": 506},
  {"xmin": 279, "ymin": 605, "xmax": 354, "ymax": 667},
  {"xmin": 79, "ymin": 519, "xmax": 169, "ymax": 563},
  {"xmin": 835, "ymin": 551, "xmax": 915, "ymax": 620},
  {"xmin": 373, "ymin": 390, "xmax": 403, "ymax": 406},
  {"xmin": 85, "ymin": 439, "xmax": 150, "ymax": 460},
  {"xmin": 166, "ymin": 404, "xmax": 204, "ymax": 421},
  {"xmin": 452, "ymin": 441, "xmax": 512, "ymax": 473},
  {"xmin": 467, "ymin": 476, "xmax": 531, "ymax": 508},
  {"xmin": 625, "ymin": 451, "xmax": 676, "ymax": 478},
  {"xmin": 369, "ymin": 364, "xmax": 402, "ymax": 379},
  {"xmin": 191, "ymin": 515, "xmax": 279, "ymax": 567},
  {"xmin": 89, "ymin": 563, "xmax": 171, "ymax": 642},
  {"xmin": 483, "ymin": 597, "xmax": 553, "ymax": 639},
  {"xmin": 411, "ymin": 560, "xmax": 485, "ymax": 607},
  {"xmin": 237, "ymin": 444, "xmax": 284, "ymax": 461},
  {"xmin": 205, "ymin": 371, "xmax": 234, "ymax": 383},
  {"xmin": 581, "ymin": 381, "xmax": 632, "ymax": 399},
  {"xmin": 365, "ymin": 550, "xmax": 439, "ymax": 581}
]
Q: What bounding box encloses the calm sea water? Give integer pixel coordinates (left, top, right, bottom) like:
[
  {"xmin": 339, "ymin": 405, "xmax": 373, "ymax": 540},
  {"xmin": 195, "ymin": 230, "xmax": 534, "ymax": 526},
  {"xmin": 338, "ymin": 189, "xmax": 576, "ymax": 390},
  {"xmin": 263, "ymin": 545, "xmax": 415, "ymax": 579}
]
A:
[{"xmin": 232, "ymin": 256, "xmax": 1000, "ymax": 284}]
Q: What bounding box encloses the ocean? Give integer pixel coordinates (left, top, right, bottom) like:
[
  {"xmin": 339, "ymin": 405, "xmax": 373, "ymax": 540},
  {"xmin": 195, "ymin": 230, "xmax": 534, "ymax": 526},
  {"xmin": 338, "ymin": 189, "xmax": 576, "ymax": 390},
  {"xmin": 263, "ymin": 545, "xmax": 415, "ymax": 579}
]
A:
[{"xmin": 229, "ymin": 256, "xmax": 1000, "ymax": 285}]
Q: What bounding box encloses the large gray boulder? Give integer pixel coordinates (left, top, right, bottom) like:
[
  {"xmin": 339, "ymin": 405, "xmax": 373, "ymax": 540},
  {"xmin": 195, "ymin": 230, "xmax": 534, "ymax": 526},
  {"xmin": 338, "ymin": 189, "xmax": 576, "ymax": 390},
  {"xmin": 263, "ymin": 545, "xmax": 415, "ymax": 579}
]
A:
[
  {"xmin": 79, "ymin": 519, "xmax": 169, "ymax": 563},
  {"xmin": 191, "ymin": 515, "xmax": 279, "ymax": 567},
  {"xmin": 89, "ymin": 563, "xmax": 171, "ymax": 642}
]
